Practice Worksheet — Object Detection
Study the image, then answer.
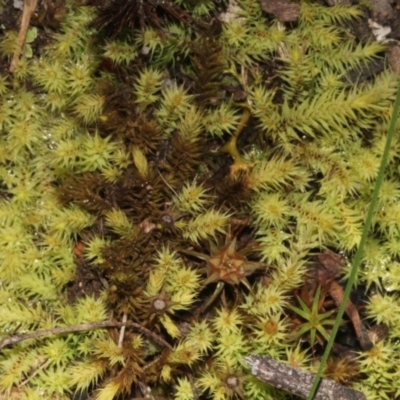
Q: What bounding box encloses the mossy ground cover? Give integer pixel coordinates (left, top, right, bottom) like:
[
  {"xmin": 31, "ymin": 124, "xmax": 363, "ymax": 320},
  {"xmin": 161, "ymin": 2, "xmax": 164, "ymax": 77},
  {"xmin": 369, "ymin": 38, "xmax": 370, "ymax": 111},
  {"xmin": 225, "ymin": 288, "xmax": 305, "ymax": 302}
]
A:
[{"xmin": 0, "ymin": 1, "xmax": 400, "ymax": 399}]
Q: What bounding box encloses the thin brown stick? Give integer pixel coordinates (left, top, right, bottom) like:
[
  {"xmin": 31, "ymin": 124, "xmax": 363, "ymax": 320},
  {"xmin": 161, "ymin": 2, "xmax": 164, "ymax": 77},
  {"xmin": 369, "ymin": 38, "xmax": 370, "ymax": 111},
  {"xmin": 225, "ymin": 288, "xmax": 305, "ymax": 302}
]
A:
[
  {"xmin": 10, "ymin": 0, "xmax": 39, "ymax": 73},
  {"xmin": 328, "ymin": 281, "xmax": 372, "ymax": 351},
  {"xmin": 315, "ymin": 251, "xmax": 373, "ymax": 351},
  {"xmin": 20, "ymin": 358, "xmax": 51, "ymax": 386},
  {"xmin": 0, "ymin": 321, "xmax": 172, "ymax": 350},
  {"xmin": 118, "ymin": 313, "xmax": 128, "ymax": 347}
]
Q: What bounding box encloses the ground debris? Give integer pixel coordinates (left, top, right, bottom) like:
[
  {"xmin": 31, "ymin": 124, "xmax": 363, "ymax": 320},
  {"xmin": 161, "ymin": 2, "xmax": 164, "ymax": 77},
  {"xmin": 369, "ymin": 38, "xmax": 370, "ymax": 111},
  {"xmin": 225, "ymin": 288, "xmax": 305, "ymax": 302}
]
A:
[
  {"xmin": 258, "ymin": 0, "xmax": 300, "ymax": 22},
  {"xmin": 244, "ymin": 355, "xmax": 367, "ymax": 400}
]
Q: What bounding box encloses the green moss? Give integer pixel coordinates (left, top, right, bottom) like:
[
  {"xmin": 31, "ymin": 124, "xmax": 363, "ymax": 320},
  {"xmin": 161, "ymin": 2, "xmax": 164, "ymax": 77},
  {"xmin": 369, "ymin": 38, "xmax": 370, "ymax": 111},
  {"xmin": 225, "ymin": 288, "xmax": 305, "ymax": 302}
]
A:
[{"xmin": 0, "ymin": 1, "xmax": 400, "ymax": 399}]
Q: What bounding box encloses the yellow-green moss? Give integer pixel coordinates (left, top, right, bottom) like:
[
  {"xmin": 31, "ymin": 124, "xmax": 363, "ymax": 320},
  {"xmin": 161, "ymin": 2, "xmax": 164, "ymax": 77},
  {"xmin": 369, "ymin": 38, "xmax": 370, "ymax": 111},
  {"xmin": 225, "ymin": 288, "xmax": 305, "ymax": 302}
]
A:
[{"xmin": 0, "ymin": 1, "xmax": 400, "ymax": 399}]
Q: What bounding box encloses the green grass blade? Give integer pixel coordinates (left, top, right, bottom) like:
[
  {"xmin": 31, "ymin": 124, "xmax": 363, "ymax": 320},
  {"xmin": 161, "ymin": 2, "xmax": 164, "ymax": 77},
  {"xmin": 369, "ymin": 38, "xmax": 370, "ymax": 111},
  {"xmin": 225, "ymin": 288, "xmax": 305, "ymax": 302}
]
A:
[{"xmin": 306, "ymin": 78, "xmax": 400, "ymax": 400}]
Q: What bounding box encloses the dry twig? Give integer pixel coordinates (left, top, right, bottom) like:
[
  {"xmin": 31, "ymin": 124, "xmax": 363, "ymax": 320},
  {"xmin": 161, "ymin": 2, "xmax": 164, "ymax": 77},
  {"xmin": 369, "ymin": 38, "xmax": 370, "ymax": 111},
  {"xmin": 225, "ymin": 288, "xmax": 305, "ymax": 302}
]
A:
[
  {"xmin": 316, "ymin": 252, "xmax": 373, "ymax": 350},
  {"xmin": 244, "ymin": 355, "xmax": 367, "ymax": 400},
  {"xmin": 10, "ymin": 0, "xmax": 39, "ymax": 73},
  {"xmin": 0, "ymin": 320, "xmax": 172, "ymax": 350},
  {"xmin": 328, "ymin": 280, "xmax": 372, "ymax": 350}
]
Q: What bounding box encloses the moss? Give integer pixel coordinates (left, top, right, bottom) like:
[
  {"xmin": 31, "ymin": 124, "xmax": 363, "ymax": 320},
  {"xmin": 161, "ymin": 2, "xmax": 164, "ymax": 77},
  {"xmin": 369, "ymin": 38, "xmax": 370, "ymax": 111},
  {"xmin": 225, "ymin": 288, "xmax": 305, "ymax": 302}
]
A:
[{"xmin": 0, "ymin": 1, "xmax": 400, "ymax": 399}]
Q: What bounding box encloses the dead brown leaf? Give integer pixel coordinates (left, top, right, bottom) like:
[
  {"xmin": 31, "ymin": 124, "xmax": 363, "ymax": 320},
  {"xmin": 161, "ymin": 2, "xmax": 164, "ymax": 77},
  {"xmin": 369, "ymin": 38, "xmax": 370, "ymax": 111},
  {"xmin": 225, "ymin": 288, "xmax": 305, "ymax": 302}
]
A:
[{"xmin": 258, "ymin": 0, "xmax": 300, "ymax": 22}]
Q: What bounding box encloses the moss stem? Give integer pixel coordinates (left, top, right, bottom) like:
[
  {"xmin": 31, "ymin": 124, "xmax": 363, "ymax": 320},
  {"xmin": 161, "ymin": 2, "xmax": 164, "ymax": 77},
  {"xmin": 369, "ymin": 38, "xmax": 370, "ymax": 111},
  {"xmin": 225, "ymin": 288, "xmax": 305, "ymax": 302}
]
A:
[{"xmin": 221, "ymin": 106, "xmax": 251, "ymax": 171}]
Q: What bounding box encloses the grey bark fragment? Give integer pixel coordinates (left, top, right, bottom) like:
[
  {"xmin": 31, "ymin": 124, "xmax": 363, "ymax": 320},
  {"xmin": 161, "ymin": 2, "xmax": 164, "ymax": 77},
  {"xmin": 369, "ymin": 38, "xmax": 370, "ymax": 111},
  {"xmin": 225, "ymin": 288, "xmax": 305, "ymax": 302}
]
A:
[{"xmin": 244, "ymin": 355, "xmax": 366, "ymax": 400}]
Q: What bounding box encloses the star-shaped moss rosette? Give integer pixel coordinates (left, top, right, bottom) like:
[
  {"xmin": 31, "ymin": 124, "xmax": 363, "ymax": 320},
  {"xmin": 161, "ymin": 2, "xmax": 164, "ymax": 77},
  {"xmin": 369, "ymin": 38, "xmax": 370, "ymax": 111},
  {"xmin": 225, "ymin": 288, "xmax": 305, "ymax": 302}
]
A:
[
  {"xmin": 206, "ymin": 238, "xmax": 260, "ymax": 288},
  {"xmin": 180, "ymin": 236, "xmax": 265, "ymax": 293},
  {"xmin": 198, "ymin": 358, "xmax": 250, "ymax": 400},
  {"xmin": 288, "ymin": 285, "xmax": 336, "ymax": 347}
]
